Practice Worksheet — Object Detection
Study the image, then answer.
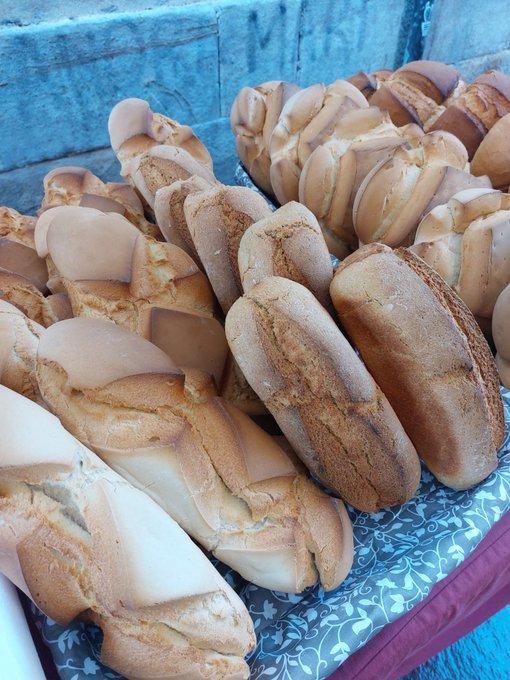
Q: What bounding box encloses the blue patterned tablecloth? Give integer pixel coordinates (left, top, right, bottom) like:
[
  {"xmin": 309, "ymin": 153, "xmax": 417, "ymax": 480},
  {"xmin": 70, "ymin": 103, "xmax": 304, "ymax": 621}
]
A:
[{"xmin": 30, "ymin": 389, "xmax": 510, "ymax": 680}]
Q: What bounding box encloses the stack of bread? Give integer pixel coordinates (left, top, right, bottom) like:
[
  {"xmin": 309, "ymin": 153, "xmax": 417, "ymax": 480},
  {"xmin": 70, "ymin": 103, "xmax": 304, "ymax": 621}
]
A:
[{"xmin": 0, "ymin": 74, "xmax": 508, "ymax": 679}]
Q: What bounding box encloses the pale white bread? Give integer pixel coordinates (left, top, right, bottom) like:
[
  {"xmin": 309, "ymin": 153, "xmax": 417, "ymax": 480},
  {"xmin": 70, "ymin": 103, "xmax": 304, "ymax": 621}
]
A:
[
  {"xmin": 184, "ymin": 185, "xmax": 272, "ymax": 314},
  {"xmin": 0, "ymin": 385, "xmax": 254, "ymax": 679},
  {"xmin": 230, "ymin": 81, "xmax": 300, "ymax": 196},
  {"xmin": 0, "ymin": 300, "xmax": 43, "ymax": 403},
  {"xmin": 412, "ymin": 188, "xmax": 510, "ymax": 322},
  {"xmin": 353, "ymin": 132, "xmax": 491, "ymax": 247},
  {"xmin": 238, "ymin": 201, "xmax": 333, "ymax": 308},
  {"xmin": 225, "ymin": 276, "xmax": 421, "ymax": 512},
  {"xmin": 36, "ymin": 318, "xmax": 353, "ymax": 593},
  {"xmin": 370, "ymin": 60, "xmax": 460, "ymax": 128},
  {"xmin": 41, "ymin": 165, "xmax": 158, "ymax": 238},
  {"xmin": 154, "ymin": 175, "xmax": 213, "ymax": 259},
  {"xmin": 471, "ymin": 113, "xmax": 510, "ymax": 188},
  {"xmin": 298, "ymin": 107, "xmax": 412, "ymax": 255},
  {"xmin": 269, "ymin": 81, "xmax": 368, "ymax": 203},
  {"xmin": 108, "ymin": 98, "xmax": 212, "ymax": 180},
  {"xmin": 0, "ymin": 206, "xmax": 36, "ymax": 248},
  {"xmin": 330, "ymin": 244, "xmax": 505, "ymax": 490},
  {"xmin": 33, "ymin": 205, "xmax": 214, "ymax": 336},
  {"xmin": 131, "ymin": 144, "xmax": 217, "ymax": 210},
  {"xmin": 493, "ymin": 284, "xmax": 510, "ymax": 388}
]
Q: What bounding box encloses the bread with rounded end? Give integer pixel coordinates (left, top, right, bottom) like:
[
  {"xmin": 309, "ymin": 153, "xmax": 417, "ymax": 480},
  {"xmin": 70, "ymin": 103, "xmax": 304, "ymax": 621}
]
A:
[
  {"xmin": 0, "ymin": 385, "xmax": 254, "ymax": 679},
  {"xmin": 184, "ymin": 185, "xmax": 272, "ymax": 313},
  {"xmin": 471, "ymin": 113, "xmax": 510, "ymax": 188},
  {"xmin": 493, "ymin": 284, "xmax": 510, "ymax": 388},
  {"xmin": 330, "ymin": 244, "xmax": 505, "ymax": 490},
  {"xmin": 230, "ymin": 81, "xmax": 300, "ymax": 196},
  {"xmin": 347, "ymin": 69, "xmax": 392, "ymax": 99},
  {"xmin": 412, "ymin": 188, "xmax": 510, "ymax": 326},
  {"xmin": 353, "ymin": 131, "xmax": 491, "ymax": 247},
  {"xmin": 238, "ymin": 201, "xmax": 333, "ymax": 307},
  {"xmin": 41, "ymin": 165, "xmax": 158, "ymax": 237},
  {"xmin": 225, "ymin": 276, "xmax": 421, "ymax": 512},
  {"xmin": 36, "ymin": 317, "xmax": 353, "ymax": 593}
]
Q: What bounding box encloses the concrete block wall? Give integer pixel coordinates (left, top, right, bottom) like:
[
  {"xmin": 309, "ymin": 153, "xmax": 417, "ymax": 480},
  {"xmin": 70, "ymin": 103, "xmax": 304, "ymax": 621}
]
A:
[{"xmin": 1, "ymin": 0, "xmax": 509, "ymax": 214}]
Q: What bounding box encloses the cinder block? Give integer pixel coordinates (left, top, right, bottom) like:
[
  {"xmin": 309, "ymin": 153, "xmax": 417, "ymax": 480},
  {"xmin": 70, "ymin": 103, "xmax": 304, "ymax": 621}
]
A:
[
  {"xmin": 216, "ymin": 0, "xmax": 302, "ymax": 115},
  {"xmin": 0, "ymin": 4, "xmax": 220, "ymax": 173},
  {"xmin": 423, "ymin": 0, "xmax": 510, "ymax": 64},
  {"xmin": 297, "ymin": 0, "xmax": 411, "ymax": 86},
  {"xmin": 0, "ymin": 116, "xmax": 235, "ymax": 215}
]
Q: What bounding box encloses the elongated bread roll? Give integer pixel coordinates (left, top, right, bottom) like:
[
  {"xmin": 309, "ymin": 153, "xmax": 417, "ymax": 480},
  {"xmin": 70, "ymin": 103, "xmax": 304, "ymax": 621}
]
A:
[
  {"xmin": 184, "ymin": 185, "xmax": 272, "ymax": 314},
  {"xmin": 471, "ymin": 113, "xmax": 510, "ymax": 188},
  {"xmin": 0, "ymin": 300, "xmax": 43, "ymax": 403},
  {"xmin": 493, "ymin": 284, "xmax": 510, "ymax": 388},
  {"xmin": 225, "ymin": 277, "xmax": 421, "ymax": 512},
  {"xmin": 41, "ymin": 165, "xmax": 158, "ymax": 237},
  {"xmin": 34, "ymin": 206, "xmax": 214, "ymax": 337},
  {"xmin": 238, "ymin": 202, "xmax": 333, "ymax": 308},
  {"xmin": 412, "ymin": 188, "xmax": 510, "ymax": 328},
  {"xmin": 330, "ymin": 244, "xmax": 505, "ymax": 490},
  {"xmin": 0, "ymin": 385, "xmax": 255, "ymax": 679},
  {"xmin": 36, "ymin": 317, "xmax": 353, "ymax": 593}
]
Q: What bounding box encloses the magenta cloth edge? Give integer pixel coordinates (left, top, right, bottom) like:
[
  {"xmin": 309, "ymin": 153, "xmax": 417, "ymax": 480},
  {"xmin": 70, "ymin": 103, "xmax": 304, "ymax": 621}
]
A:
[{"xmin": 329, "ymin": 509, "xmax": 510, "ymax": 680}]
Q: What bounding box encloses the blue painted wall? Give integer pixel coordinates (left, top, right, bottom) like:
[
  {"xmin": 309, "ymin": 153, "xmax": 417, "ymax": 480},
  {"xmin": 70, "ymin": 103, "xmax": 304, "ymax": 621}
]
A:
[{"xmin": 1, "ymin": 0, "xmax": 510, "ymax": 214}]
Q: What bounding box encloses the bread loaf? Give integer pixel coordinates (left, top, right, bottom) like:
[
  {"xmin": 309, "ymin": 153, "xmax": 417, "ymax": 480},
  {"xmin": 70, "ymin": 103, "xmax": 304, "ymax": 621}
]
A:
[
  {"xmin": 36, "ymin": 317, "xmax": 353, "ymax": 593},
  {"xmin": 268, "ymin": 81, "xmax": 369, "ymax": 203},
  {"xmin": 108, "ymin": 97, "xmax": 212, "ymax": 180},
  {"xmin": 34, "ymin": 206, "xmax": 214, "ymax": 337},
  {"xmin": 225, "ymin": 276, "xmax": 421, "ymax": 511},
  {"xmin": 184, "ymin": 185, "xmax": 272, "ymax": 313},
  {"xmin": 429, "ymin": 71, "xmax": 510, "ymax": 158},
  {"xmin": 154, "ymin": 175, "xmax": 213, "ymax": 260},
  {"xmin": 353, "ymin": 131, "xmax": 491, "ymax": 247},
  {"xmin": 298, "ymin": 107, "xmax": 423, "ymax": 255},
  {"xmin": 238, "ymin": 201, "xmax": 333, "ymax": 308},
  {"xmin": 41, "ymin": 166, "xmax": 159, "ymax": 237},
  {"xmin": 0, "ymin": 300, "xmax": 42, "ymax": 403},
  {"xmin": 471, "ymin": 113, "xmax": 510, "ymax": 188},
  {"xmin": 412, "ymin": 188, "xmax": 510, "ymax": 329},
  {"xmin": 370, "ymin": 60, "xmax": 461, "ymax": 128},
  {"xmin": 493, "ymin": 284, "xmax": 510, "ymax": 388},
  {"xmin": 230, "ymin": 81, "xmax": 300, "ymax": 196},
  {"xmin": 330, "ymin": 244, "xmax": 505, "ymax": 490},
  {"xmin": 0, "ymin": 206, "xmax": 36, "ymax": 247},
  {"xmin": 0, "ymin": 385, "xmax": 255, "ymax": 679},
  {"xmin": 347, "ymin": 69, "xmax": 392, "ymax": 99}
]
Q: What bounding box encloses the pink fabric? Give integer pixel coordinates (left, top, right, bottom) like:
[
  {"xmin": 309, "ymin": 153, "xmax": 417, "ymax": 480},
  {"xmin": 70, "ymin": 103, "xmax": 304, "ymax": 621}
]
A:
[{"xmin": 329, "ymin": 510, "xmax": 510, "ymax": 680}]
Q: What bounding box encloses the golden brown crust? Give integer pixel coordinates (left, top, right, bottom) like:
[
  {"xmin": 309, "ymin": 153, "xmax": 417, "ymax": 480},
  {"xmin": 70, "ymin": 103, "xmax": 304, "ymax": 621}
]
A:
[
  {"xmin": 331, "ymin": 244, "xmax": 504, "ymax": 489},
  {"xmin": 225, "ymin": 276, "xmax": 421, "ymax": 511}
]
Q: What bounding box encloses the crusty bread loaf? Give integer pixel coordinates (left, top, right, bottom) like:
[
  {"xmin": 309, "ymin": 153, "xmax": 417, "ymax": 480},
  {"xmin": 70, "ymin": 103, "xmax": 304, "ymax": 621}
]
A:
[
  {"xmin": 347, "ymin": 69, "xmax": 392, "ymax": 99},
  {"xmin": 154, "ymin": 175, "xmax": 213, "ymax": 259},
  {"xmin": 184, "ymin": 185, "xmax": 272, "ymax": 313},
  {"xmin": 268, "ymin": 81, "xmax": 369, "ymax": 204},
  {"xmin": 225, "ymin": 276, "xmax": 421, "ymax": 512},
  {"xmin": 429, "ymin": 71, "xmax": 510, "ymax": 157},
  {"xmin": 412, "ymin": 188, "xmax": 510, "ymax": 327},
  {"xmin": 108, "ymin": 97, "xmax": 212, "ymax": 181},
  {"xmin": 41, "ymin": 166, "xmax": 159, "ymax": 237},
  {"xmin": 36, "ymin": 317, "xmax": 353, "ymax": 593},
  {"xmin": 330, "ymin": 244, "xmax": 505, "ymax": 490},
  {"xmin": 34, "ymin": 206, "xmax": 214, "ymax": 337},
  {"xmin": 353, "ymin": 131, "xmax": 491, "ymax": 247},
  {"xmin": 0, "ymin": 206, "xmax": 36, "ymax": 248},
  {"xmin": 370, "ymin": 60, "xmax": 461, "ymax": 128},
  {"xmin": 471, "ymin": 113, "xmax": 510, "ymax": 188},
  {"xmin": 493, "ymin": 284, "xmax": 510, "ymax": 388},
  {"xmin": 230, "ymin": 81, "xmax": 300, "ymax": 197},
  {"xmin": 238, "ymin": 201, "xmax": 333, "ymax": 308},
  {"xmin": 0, "ymin": 300, "xmax": 43, "ymax": 403},
  {"xmin": 0, "ymin": 385, "xmax": 255, "ymax": 679},
  {"xmin": 0, "ymin": 270, "xmax": 57, "ymax": 327},
  {"xmin": 298, "ymin": 108, "xmax": 423, "ymax": 255}
]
